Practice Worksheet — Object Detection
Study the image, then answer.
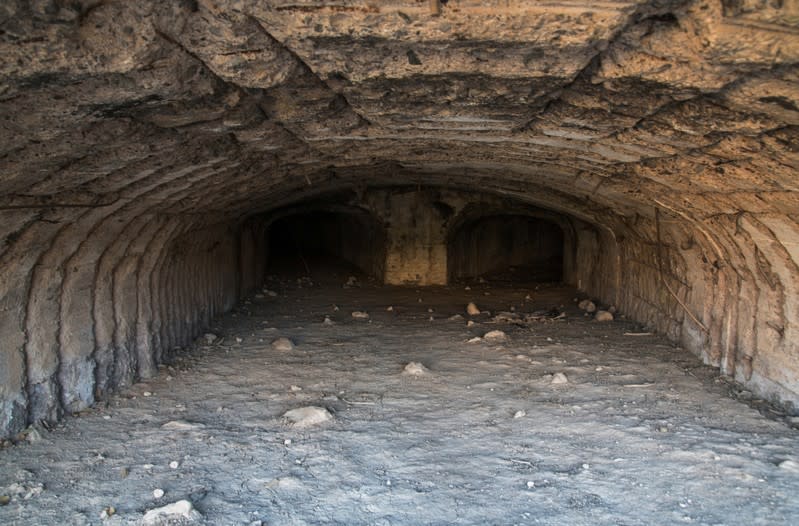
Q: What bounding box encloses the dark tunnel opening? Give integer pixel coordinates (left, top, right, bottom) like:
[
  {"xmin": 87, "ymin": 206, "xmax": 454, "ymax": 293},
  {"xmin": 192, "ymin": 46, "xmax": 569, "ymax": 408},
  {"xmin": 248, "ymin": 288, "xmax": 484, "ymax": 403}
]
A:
[
  {"xmin": 447, "ymin": 214, "xmax": 565, "ymax": 283},
  {"xmin": 265, "ymin": 209, "xmax": 387, "ymax": 280}
]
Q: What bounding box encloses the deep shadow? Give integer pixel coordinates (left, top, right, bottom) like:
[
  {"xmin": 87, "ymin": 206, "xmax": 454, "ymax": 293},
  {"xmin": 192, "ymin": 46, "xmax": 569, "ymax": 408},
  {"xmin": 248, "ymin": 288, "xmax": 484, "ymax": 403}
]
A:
[
  {"xmin": 266, "ymin": 210, "xmax": 386, "ymax": 280},
  {"xmin": 448, "ymin": 214, "xmax": 564, "ymax": 282}
]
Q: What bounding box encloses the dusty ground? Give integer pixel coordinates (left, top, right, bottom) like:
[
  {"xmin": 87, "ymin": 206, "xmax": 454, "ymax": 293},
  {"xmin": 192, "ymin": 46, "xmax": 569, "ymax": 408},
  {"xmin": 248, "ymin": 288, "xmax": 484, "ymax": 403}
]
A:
[{"xmin": 2, "ymin": 265, "xmax": 799, "ymax": 525}]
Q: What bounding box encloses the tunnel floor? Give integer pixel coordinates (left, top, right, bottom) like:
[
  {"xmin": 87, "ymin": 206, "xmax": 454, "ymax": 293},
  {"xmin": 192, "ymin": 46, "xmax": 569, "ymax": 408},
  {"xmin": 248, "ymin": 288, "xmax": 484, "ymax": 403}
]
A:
[{"xmin": 2, "ymin": 272, "xmax": 799, "ymax": 525}]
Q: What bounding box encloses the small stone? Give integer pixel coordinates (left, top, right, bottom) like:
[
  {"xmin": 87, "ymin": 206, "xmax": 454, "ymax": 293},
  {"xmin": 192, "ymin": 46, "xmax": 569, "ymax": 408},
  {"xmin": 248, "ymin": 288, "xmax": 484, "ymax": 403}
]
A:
[
  {"xmin": 467, "ymin": 320, "xmax": 476, "ymax": 327},
  {"xmin": 402, "ymin": 362, "xmax": 430, "ymax": 376},
  {"xmin": 551, "ymin": 373, "xmax": 569, "ymax": 385},
  {"xmin": 119, "ymin": 467, "xmax": 129, "ymax": 478},
  {"xmin": 595, "ymin": 310, "xmax": 614, "ymax": 322},
  {"xmin": 513, "ymin": 410, "xmax": 526, "ymax": 419},
  {"xmin": 578, "ymin": 300, "xmax": 596, "ymax": 313},
  {"xmin": 203, "ymin": 333, "xmax": 217, "ymax": 344},
  {"xmin": 448, "ymin": 314, "xmax": 464, "ymax": 321},
  {"xmin": 483, "ymin": 330, "xmax": 507, "ymax": 342},
  {"xmin": 525, "ymin": 294, "xmax": 532, "ymax": 300},
  {"xmin": 283, "ymin": 406, "xmax": 333, "ymax": 428},
  {"xmin": 143, "ymin": 391, "xmax": 153, "ymax": 397},
  {"xmin": 24, "ymin": 426, "xmax": 42, "ymax": 443},
  {"xmin": 169, "ymin": 461, "xmax": 179, "ymax": 469},
  {"xmin": 526, "ymin": 481, "xmax": 535, "ymax": 488},
  {"xmin": 100, "ymin": 506, "xmax": 115, "ymax": 519},
  {"xmin": 290, "ymin": 385, "xmax": 302, "ymax": 392},
  {"xmin": 778, "ymin": 460, "xmax": 799, "ymax": 473},
  {"xmin": 332, "ymin": 304, "xmax": 340, "ymax": 311},
  {"xmin": 153, "ymin": 488, "xmax": 165, "ymax": 499},
  {"xmin": 0, "ymin": 495, "xmax": 10, "ymax": 506},
  {"xmin": 284, "ymin": 439, "xmax": 292, "ymax": 445},
  {"xmin": 141, "ymin": 500, "xmax": 202, "ymax": 525},
  {"xmin": 467, "ymin": 337, "xmax": 482, "ymax": 343},
  {"xmin": 351, "ymin": 311, "xmax": 370, "ymax": 320},
  {"xmin": 271, "ymin": 337, "xmax": 294, "ymax": 351},
  {"xmin": 466, "ymin": 302, "xmax": 481, "ymax": 316},
  {"xmin": 322, "ymin": 316, "xmax": 335, "ymax": 326},
  {"xmin": 161, "ymin": 420, "xmax": 205, "ymax": 431},
  {"xmin": 235, "ymin": 337, "xmax": 243, "ymax": 343},
  {"xmin": 386, "ymin": 306, "xmax": 393, "ymax": 311},
  {"xmin": 464, "ymin": 286, "xmax": 471, "ymax": 290},
  {"xmin": 266, "ymin": 290, "xmax": 278, "ymax": 297}
]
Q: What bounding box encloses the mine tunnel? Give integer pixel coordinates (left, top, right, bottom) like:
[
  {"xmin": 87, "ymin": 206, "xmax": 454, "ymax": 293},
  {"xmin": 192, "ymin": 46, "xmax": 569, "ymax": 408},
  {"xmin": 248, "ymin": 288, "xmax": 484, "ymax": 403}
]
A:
[
  {"xmin": 265, "ymin": 207, "xmax": 387, "ymax": 279},
  {"xmin": 1, "ymin": 1, "xmax": 799, "ymax": 524}
]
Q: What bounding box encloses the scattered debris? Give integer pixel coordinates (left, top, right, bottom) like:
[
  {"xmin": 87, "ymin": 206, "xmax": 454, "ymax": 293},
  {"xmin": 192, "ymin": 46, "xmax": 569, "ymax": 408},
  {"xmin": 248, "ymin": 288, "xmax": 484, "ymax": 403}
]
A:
[
  {"xmin": 141, "ymin": 500, "xmax": 202, "ymax": 525},
  {"xmin": 466, "ymin": 302, "xmax": 481, "ymax": 316},
  {"xmin": 283, "ymin": 406, "xmax": 333, "ymax": 428},
  {"xmin": 271, "ymin": 337, "xmax": 294, "ymax": 351}
]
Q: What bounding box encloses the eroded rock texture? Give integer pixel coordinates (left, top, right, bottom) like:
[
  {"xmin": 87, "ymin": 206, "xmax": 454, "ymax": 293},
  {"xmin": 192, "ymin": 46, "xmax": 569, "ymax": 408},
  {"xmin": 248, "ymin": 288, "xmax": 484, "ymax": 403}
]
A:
[{"xmin": 1, "ymin": 0, "xmax": 798, "ymax": 437}]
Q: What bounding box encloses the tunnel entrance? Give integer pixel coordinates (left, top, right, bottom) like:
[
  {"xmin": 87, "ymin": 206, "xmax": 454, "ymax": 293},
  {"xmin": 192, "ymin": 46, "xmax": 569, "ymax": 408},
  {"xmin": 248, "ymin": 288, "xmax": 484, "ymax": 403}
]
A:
[
  {"xmin": 266, "ymin": 209, "xmax": 387, "ymax": 281},
  {"xmin": 448, "ymin": 214, "xmax": 565, "ymax": 283}
]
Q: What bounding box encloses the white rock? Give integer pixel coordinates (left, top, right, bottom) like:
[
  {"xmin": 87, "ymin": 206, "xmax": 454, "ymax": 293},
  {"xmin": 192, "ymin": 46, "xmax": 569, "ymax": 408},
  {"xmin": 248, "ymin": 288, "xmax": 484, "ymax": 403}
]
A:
[
  {"xmin": 577, "ymin": 299, "xmax": 596, "ymax": 313},
  {"xmin": 402, "ymin": 362, "xmax": 430, "ymax": 376},
  {"xmin": 283, "ymin": 406, "xmax": 332, "ymax": 428},
  {"xmin": 152, "ymin": 488, "xmax": 164, "ymax": 499},
  {"xmin": 141, "ymin": 500, "xmax": 202, "ymax": 525},
  {"xmin": 513, "ymin": 410, "xmax": 526, "ymax": 419},
  {"xmin": 271, "ymin": 337, "xmax": 294, "ymax": 351},
  {"xmin": 595, "ymin": 310, "xmax": 614, "ymax": 322},
  {"xmin": 779, "ymin": 460, "xmax": 799, "ymax": 473},
  {"xmin": 351, "ymin": 311, "xmax": 370, "ymax": 320},
  {"xmin": 386, "ymin": 306, "xmax": 394, "ymax": 311},
  {"xmin": 466, "ymin": 302, "xmax": 481, "ymax": 316},
  {"xmin": 467, "ymin": 337, "xmax": 482, "ymax": 343},
  {"xmin": 526, "ymin": 481, "xmax": 535, "ymax": 488},
  {"xmin": 203, "ymin": 333, "xmax": 217, "ymax": 344},
  {"xmin": 483, "ymin": 330, "xmax": 507, "ymax": 342},
  {"xmin": 235, "ymin": 337, "xmax": 243, "ymax": 343},
  {"xmin": 169, "ymin": 461, "xmax": 179, "ymax": 469},
  {"xmin": 551, "ymin": 372, "xmax": 569, "ymax": 385},
  {"xmin": 161, "ymin": 420, "xmax": 205, "ymax": 431},
  {"xmin": 467, "ymin": 320, "xmax": 476, "ymax": 327}
]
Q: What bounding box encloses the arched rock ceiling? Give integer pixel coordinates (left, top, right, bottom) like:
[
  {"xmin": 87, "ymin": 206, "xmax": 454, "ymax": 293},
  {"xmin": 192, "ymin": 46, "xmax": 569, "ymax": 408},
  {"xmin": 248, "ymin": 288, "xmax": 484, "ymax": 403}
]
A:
[{"xmin": 2, "ymin": 0, "xmax": 798, "ymax": 227}]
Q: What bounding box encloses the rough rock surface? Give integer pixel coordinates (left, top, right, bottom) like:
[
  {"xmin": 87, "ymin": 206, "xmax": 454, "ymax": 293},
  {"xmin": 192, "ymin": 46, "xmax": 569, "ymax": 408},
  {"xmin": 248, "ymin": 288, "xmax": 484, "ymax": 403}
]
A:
[{"xmin": 0, "ymin": 1, "xmax": 798, "ymax": 437}]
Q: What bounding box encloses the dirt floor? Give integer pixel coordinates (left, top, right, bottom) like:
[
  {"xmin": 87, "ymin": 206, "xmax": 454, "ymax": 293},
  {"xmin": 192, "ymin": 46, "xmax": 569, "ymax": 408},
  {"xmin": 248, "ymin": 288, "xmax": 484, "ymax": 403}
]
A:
[{"xmin": 2, "ymin": 264, "xmax": 799, "ymax": 525}]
